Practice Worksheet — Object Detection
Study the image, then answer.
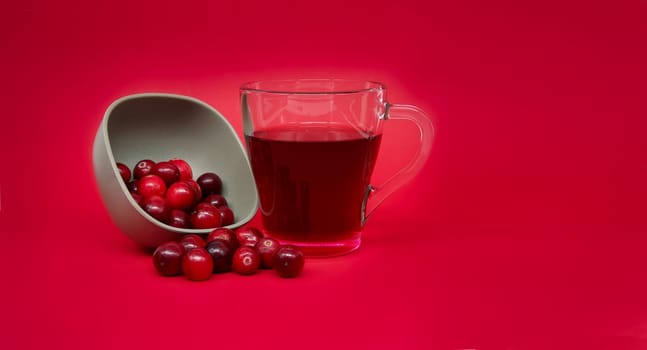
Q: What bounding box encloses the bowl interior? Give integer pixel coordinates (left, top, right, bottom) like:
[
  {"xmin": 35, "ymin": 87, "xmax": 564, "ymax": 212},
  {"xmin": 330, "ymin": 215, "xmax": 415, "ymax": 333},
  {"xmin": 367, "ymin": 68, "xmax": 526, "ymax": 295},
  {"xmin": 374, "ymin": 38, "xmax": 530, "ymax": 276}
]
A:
[{"xmin": 106, "ymin": 94, "xmax": 258, "ymax": 231}]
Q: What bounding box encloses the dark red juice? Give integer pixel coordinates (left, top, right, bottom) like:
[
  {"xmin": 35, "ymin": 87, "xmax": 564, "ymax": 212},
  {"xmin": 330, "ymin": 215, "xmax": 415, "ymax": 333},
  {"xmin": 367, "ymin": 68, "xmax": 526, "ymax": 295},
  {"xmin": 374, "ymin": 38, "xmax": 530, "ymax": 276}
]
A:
[{"xmin": 246, "ymin": 125, "xmax": 382, "ymax": 244}]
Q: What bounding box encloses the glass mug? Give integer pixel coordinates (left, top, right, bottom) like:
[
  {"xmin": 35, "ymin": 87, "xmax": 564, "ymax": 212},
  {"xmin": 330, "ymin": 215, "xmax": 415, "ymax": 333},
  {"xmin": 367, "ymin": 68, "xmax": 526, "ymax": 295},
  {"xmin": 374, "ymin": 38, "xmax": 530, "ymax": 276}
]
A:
[{"xmin": 241, "ymin": 79, "xmax": 434, "ymax": 257}]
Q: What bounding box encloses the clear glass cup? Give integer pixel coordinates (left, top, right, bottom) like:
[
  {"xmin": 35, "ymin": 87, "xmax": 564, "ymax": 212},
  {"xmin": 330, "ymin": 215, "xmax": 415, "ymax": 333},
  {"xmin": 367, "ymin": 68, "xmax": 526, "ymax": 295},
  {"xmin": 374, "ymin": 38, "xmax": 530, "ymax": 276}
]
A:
[{"xmin": 241, "ymin": 79, "xmax": 434, "ymax": 257}]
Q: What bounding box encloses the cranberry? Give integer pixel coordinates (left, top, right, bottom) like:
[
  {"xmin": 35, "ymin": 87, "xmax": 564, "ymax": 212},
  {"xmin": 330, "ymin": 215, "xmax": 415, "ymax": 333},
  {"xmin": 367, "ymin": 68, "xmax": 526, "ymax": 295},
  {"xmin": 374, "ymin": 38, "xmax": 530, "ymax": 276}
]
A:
[
  {"xmin": 134, "ymin": 159, "xmax": 156, "ymax": 179},
  {"xmin": 179, "ymin": 234, "xmax": 206, "ymax": 251},
  {"xmin": 190, "ymin": 204, "xmax": 222, "ymax": 229},
  {"xmin": 153, "ymin": 241, "xmax": 184, "ymax": 276},
  {"xmin": 197, "ymin": 172, "xmax": 222, "ymax": 196},
  {"xmin": 206, "ymin": 240, "xmax": 233, "ymax": 273},
  {"xmin": 168, "ymin": 209, "xmax": 191, "ymax": 228},
  {"xmin": 152, "ymin": 161, "xmax": 180, "ymax": 186},
  {"xmin": 169, "ymin": 158, "xmax": 193, "ymax": 181},
  {"xmin": 203, "ymin": 194, "xmax": 227, "ymax": 208},
  {"xmin": 274, "ymin": 246, "xmax": 305, "ymax": 278},
  {"xmin": 116, "ymin": 162, "xmax": 131, "ymax": 183},
  {"xmin": 235, "ymin": 226, "xmax": 263, "ymax": 247},
  {"xmin": 166, "ymin": 181, "xmax": 196, "ymax": 210},
  {"xmin": 232, "ymin": 246, "xmax": 260, "ymax": 275},
  {"xmin": 141, "ymin": 195, "xmax": 170, "ymax": 222},
  {"xmin": 255, "ymin": 237, "xmax": 280, "ymax": 269},
  {"xmin": 194, "ymin": 202, "xmax": 215, "ymax": 211},
  {"xmin": 206, "ymin": 228, "xmax": 238, "ymax": 249},
  {"xmin": 219, "ymin": 207, "xmax": 235, "ymax": 226},
  {"xmin": 182, "ymin": 248, "xmax": 213, "ymax": 281},
  {"xmin": 138, "ymin": 175, "xmax": 166, "ymax": 198},
  {"xmin": 131, "ymin": 192, "xmax": 144, "ymax": 207},
  {"xmin": 185, "ymin": 180, "xmax": 202, "ymax": 201},
  {"xmin": 127, "ymin": 180, "xmax": 139, "ymax": 193}
]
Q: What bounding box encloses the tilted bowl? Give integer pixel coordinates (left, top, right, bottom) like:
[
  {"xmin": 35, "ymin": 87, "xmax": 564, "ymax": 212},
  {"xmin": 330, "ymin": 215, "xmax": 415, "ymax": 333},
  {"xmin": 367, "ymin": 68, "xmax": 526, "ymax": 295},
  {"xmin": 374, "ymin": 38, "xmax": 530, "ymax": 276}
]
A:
[{"xmin": 93, "ymin": 93, "xmax": 258, "ymax": 248}]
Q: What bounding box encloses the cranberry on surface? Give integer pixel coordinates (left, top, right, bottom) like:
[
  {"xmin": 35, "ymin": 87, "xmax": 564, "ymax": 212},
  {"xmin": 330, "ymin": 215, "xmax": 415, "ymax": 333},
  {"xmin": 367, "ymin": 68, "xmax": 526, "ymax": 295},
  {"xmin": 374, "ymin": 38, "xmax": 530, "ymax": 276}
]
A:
[
  {"xmin": 274, "ymin": 246, "xmax": 305, "ymax": 278},
  {"xmin": 255, "ymin": 237, "xmax": 280, "ymax": 269},
  {"xmin": 153, "ymin": 241, "xmax": 185, "ymax": 276},
  {"xmin": 206, "ymin": 228, "xmax": 238, "ymax": 249},
  {"xmin": 232, "ymin": 246, "xmax": 260, "ymax": 275},
  {"xmin": 235, "ymin": 227, "xmax": 263, "ymax": 247},
  {"xmin": 179, "ymin": 234, "xmax": 206, "ymax": 251},
  {"xmin": 182, "ymin": 248, "xmax": 213, "ymax": 281},
  {"xmin": 206, "ymin": 240, "xmax": 233, "ymax": 273}
]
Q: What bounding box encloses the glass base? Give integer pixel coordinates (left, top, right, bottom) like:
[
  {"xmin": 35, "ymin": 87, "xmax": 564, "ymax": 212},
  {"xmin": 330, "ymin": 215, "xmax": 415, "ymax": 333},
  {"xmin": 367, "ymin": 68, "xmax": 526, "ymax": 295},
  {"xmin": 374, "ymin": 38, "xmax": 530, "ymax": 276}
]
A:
[{"xmin": 262, "ymin": 230, "xmax": 362, "ymax": 258}]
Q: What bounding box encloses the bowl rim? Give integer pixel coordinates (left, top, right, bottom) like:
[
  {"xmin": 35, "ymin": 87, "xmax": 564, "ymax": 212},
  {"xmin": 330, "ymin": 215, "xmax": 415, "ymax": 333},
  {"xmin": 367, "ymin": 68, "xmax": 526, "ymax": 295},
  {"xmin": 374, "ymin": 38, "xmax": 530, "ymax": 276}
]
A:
[{"xmin": 99, "ymin": 92, "xmax": 259, "ymax": 234}]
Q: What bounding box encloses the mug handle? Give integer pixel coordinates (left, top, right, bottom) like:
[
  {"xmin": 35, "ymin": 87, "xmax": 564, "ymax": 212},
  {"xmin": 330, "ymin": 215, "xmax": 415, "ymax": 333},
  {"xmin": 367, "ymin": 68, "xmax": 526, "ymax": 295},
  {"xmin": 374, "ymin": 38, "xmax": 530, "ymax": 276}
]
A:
[{"xmin": 361, "ymin": 103, "xmax": 435, "ymax": 225}]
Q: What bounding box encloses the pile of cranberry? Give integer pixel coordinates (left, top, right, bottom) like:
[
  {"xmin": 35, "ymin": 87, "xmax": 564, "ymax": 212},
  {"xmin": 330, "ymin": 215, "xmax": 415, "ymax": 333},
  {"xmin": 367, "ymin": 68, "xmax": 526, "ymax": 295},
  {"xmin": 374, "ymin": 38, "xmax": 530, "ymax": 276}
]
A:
[
  {"xmin": 154, "ymin": 227, "xmax": 305, "ymax": 281},
  {"xmin": 116, "ymin": 159, "xmax": 233, "ymax": 229},
  {"xmin": 117, "ymin": 158, "xmax": 305, "ymax": 280}
]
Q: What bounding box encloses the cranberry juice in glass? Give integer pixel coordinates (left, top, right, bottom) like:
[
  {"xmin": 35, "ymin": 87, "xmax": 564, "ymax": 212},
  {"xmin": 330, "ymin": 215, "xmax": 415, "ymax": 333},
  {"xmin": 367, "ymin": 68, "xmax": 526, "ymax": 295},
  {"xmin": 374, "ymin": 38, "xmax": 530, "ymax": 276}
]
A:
[
  {"xmin": 246, "ymin": 125, "xmax": 382, "ymax": 242},
  {"xmin": 241, "ymin": 80, "xmax": 434, "ymax": 257}
]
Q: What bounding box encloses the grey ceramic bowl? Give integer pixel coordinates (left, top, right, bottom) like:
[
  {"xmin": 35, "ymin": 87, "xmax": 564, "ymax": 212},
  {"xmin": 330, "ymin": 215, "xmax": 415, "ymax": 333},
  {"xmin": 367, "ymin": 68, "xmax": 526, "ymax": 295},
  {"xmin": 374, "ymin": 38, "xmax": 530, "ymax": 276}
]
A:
[{"xmin": 93, "ymin": 93, "xmax": 258, "ymax": 248}]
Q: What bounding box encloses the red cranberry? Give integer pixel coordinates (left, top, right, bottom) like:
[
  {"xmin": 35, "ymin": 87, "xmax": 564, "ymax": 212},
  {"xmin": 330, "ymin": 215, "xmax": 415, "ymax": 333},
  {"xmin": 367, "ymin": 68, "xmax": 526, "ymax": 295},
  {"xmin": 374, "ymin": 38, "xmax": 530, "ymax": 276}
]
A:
[
  {"xmin": 153, "ymin": 241, "xmax": 185, "ymax": 276},
  {"xmin": 255, "ymin": 237, "xmax": 280, "ymax": 269},
  {"xmin": 182, "ymin": 248, "xmax": 213, "ymax": 281},
  {"xmin": 168, "ymin": 209, "xmax": 191, "ymax": 228},
  {"xmin": 235, "ymin": 226, "xmax": 263, "ymax": 247},
  {"xmin": 179, "ymin": 234, "xmax": 206, "ymax": 251},
  {"xmin": 206, "ymin": 228, "xmax": 238, "ymax": 249},
  {"xmin": 141, "ymin": 195, "xmax": 170, "ymax": 222},
  {"xmin": 219, "ymin": 207, "xmax": 235, "ymax": 226},
  {"xmin": 116, "ymin": 162, "xmax": 131, "ymax": 183},
  {"xmin": 134, "ymin": 159, "xmax": 156, "ymax": 179},
  {"xmin": 232, "ymin": 246, "xmax": 260, "ymax": 275},
  {"xmin": 274, "ymin": 246, "xmax": 305, "ymax": 278},
  {"xmin": 169, "ymin": 158, "xmax": 193, "ymax": 181},
  {"xmin": 190, "ymin": 204, "xmax": 222, "ymax": 229},
  {"xmin": 185, "ymin": 180, "xmax": 202, "ymax": 201},
  {"xmin": 206, "ymin": 240, "xmax": 233, "ymax": 273},
  {"xmin": 203, "ymin": 194, "xmax": 227, "ymax": 208},
  {"xmin": 197, "ymin": 172, "xmax": 222, "ymax": 196},
  {"xmin": 152, "ymin": 161, "xmax": 180, "ymax": 186},
  {"xmin": 131, "ymin": 192, "xmax": 144, "ymax": 207},
  {"xmin": 127, "ymin": 180, "xmax": 139, "ymax": 193},
  {"xmin": 194, "ymin": 202, "xmax": 214, "ymax": 211},
  {"xmin": 138, "ymin": 175, "xmax": 166, "ymax": 198},
  {"xmin": 166, "ymin": 181, "xmax": 196, "ymax": 210}
]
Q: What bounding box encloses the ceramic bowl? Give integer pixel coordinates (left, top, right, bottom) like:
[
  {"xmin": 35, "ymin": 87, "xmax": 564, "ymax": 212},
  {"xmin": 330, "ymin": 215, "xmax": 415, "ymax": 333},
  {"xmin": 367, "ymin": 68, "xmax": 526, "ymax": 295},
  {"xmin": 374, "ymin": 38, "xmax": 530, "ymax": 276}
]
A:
[{"xmin": 93, "ymin": 93, "xmax": 258, "ymax": 248}]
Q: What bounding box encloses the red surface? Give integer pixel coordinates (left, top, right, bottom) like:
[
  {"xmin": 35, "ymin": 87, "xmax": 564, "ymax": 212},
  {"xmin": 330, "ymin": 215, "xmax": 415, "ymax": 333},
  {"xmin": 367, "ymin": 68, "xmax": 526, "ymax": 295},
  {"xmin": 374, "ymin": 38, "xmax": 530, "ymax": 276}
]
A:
[{"xmin": 1, "ymin": 0, "xmax": 646, "ymax": 349}]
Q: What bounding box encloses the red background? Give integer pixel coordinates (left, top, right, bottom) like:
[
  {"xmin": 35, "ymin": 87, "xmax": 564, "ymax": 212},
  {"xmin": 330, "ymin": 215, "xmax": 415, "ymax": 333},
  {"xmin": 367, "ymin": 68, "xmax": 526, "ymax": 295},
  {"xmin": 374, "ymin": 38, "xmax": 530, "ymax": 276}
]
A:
[{"xmin": 2, "ymin": 0, "xmax": 646, "ymax": 349}]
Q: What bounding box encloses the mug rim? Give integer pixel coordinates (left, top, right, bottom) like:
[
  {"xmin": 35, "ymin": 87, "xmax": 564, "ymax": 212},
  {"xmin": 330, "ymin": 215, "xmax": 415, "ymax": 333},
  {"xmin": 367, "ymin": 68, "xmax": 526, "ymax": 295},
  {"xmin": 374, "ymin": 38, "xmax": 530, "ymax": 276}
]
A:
[{"xmin": 240, "ymin": 79, "xmax": 386, "ymax": 95}]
